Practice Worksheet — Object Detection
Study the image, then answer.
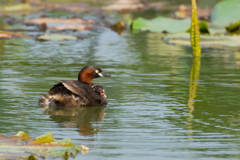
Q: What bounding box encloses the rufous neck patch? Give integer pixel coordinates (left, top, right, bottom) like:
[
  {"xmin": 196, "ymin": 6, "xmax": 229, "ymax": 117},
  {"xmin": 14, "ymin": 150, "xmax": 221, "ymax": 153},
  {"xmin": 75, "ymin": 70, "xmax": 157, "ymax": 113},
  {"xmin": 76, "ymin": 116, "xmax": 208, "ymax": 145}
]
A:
[{"xmin": 79, "ymin": 69, "xmax": 94, "ymax": 84}]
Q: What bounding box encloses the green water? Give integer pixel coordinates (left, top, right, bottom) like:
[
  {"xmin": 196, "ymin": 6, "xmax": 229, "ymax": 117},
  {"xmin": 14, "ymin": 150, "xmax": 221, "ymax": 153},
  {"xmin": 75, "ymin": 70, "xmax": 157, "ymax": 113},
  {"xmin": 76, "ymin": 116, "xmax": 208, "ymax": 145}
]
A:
[
  {"xmin": 1, "ymin": 0, "xmax": 240, "ymax": 159},
  {"xmin": 1, "ymin": 30, "xmax": 240, "ymax": 159}
]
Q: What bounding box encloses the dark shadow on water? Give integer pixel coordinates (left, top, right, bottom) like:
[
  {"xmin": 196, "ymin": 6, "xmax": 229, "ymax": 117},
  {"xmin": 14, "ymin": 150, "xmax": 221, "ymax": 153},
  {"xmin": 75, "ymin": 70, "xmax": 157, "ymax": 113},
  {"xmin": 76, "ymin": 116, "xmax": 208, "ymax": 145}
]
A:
[{"xmin": 43, "ymin": 106, "xmax": 106, "ymax": 137}]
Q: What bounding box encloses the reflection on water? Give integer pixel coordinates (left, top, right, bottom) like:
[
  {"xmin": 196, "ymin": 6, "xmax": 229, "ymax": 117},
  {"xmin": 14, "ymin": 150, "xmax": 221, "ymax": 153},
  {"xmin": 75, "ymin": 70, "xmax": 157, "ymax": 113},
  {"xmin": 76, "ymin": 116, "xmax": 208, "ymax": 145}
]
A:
[
  {"xmin": 43, "ymin": 106, "xmax": 106, "ymax": 137},
  {"xmin": 0, "ymin": 28, "xmax": 240, "ymax": 159},
  {"xmin": 187, "ymin": 56, "xmax": 201, "ymax": 139}
]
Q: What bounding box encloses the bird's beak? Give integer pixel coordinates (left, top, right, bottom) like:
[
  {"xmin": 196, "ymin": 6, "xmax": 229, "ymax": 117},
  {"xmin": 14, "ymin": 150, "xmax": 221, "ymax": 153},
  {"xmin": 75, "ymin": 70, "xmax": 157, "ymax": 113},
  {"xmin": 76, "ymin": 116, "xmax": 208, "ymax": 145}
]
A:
[{"xmin": 98, "ymin": 72, "xmax": 111, "ymax": 77}]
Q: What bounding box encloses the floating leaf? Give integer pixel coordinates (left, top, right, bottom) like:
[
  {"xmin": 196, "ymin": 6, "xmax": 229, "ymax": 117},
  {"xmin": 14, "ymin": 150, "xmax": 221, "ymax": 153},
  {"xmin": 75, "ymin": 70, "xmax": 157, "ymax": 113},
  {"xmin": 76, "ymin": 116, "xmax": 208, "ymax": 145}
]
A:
[
  {"xmin": 16, "ymin": 131, "xmax": 31, "ymax": 139},
  {"xmin": 190, "ymin": 0, "xmax": 201, "ymax": 57},
  {"xmin": 226, "ymin": 19, "xmax": 240, "ymax": 35},
  {"xmin": 38, "ymin": 34, "xmax": 77, "ymax": 41},
  {"xmin": 0, "ymin": 33, "xmax": 13, "ymax": 39},
  {"xmin": 24, "ymin": 18, "xmax": 95, "ymax": 31},
  {"xmin": 198, "ymin": 21, "xmax": 210, "ymax": 34},
  {"xmin": 46, "ymin": 146, "xmax": 78, "ymax": 157},
  {"xmin": 3, "ymin": 3, "xmax": 35, "ymax": 12},
  {"xmin": 0, "ymin": 131, "xmax": 89, "ymax": 159},
  {"xmin": 0, "ymin": 30, "xmax": 32, "ymax": 39},
  {"xmin": 31, "ymin": 131, "xmax": 54, "ymax": 143},
  {"xmin": 163, "ymin": 33, "xmax": 240, "ymax": 50},
  {"xmin": 124, "ymin": 1, "xmax": 168, "ymax": 12},
  {"xmin": 29, "ymin": 1, "xmax": 98, "ymax": 13},
  {"xmin": 80, "ymin": 145, "xmax": 89, "ymax": 153},
  {"xmin": 102, "ymin": 0, "xmax": 145, "ymax": 12},
  {"xmin": 211, "ymin": 0, "xmax": 240, "ymax": 27},
  {"xmin": 185, "ymin": 21, "xmax": 210, "ymax": 34},
  {"xmin": 131, "ymin": 17, "xmax": 191, "ymax": 33},
  {"xmin": 50, "ymin": 137, "xmax": 74, "ymax": 147}
]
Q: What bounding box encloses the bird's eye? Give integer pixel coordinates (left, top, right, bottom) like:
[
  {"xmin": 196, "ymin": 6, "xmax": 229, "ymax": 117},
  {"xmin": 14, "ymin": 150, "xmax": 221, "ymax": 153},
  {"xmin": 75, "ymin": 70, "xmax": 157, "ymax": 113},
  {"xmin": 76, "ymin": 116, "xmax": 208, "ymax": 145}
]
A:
[{"xmin": 95, "ymin": 70, "xmax": 99, "ymax": 73}]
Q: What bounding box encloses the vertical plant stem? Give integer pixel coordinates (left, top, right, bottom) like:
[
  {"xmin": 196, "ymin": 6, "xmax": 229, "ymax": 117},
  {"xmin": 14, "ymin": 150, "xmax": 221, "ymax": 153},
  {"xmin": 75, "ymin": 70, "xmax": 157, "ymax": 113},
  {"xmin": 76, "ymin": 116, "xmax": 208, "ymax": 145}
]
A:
[
  {"xmin": 188, "ymin": 56, "xmax": 201, "ymax": 107},
  {"xmin": 191, "ymin": 0, "xmax": 201, "ymax": 57}
]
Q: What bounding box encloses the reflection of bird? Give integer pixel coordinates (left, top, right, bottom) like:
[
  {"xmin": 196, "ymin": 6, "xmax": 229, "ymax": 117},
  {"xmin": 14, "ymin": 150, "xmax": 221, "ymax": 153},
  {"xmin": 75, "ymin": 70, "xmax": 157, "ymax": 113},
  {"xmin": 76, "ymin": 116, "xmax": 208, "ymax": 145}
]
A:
[
  {"xmin": 43, "ymin": 106, "xmax": 106, "ymax": 136},
  {"xmin": 39, "ymin": 65, "xmax": 111, "ymax": 107}
]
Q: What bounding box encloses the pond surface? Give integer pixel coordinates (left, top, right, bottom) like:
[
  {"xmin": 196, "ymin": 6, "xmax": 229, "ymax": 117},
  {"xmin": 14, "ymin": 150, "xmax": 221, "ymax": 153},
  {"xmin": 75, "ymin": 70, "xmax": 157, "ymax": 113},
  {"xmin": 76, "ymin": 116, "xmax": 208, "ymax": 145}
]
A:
[
  {"xmin": 1, "ymin": 29, "xmax": 240, "ymax": 160},
  {"xmin": 1, "ymin": 3, "xmax": 240, "ymax": 159}
]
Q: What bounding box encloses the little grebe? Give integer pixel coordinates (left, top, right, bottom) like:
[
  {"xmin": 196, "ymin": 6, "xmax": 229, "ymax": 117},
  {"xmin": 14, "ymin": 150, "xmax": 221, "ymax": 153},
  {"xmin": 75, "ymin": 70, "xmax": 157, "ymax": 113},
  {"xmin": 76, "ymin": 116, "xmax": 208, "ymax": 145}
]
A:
[{"xmin": 39, "ymin": 65, "xmax": 111, "ymax": 107}]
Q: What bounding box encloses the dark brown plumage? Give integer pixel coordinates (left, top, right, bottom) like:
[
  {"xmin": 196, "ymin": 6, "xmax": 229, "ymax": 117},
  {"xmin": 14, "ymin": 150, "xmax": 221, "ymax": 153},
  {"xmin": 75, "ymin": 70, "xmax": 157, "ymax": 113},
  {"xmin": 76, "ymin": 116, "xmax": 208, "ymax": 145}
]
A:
[{"xmin": 38, "ymin": 65, "xmax": 111, "ymax": 107}]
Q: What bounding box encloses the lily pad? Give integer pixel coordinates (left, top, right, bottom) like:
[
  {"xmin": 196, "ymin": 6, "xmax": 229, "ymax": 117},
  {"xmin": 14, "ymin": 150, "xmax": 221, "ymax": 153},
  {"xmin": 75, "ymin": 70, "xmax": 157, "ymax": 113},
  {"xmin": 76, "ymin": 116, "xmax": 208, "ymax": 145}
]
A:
[
  {"xmin": 102, "ymin": 0, "xmax": 145, "ymax": 12},
  {"xmin": 0, "ymin": 30, "xmax": 32, "ymax": 39},
  {"xmin": 0, "ymin": 33, "xmax": 14, "ymax": 39},
  {"xmin": 29, "ymin": 1, "xmax": 99, "ymax": 13},
  {"xmin": 210, "ymin": 0, "xmax": 240, "ymax": 27},
  {"xmin": 186, "ymin": 21, "xmax": 210, "ymax": 35},
  {"xmin": 31, "ymin": 131, "xmax": 54, "ymax": 143},
  {"xmin": 38, "ymin": 34, "xmax": 77, "ymax": 41},
  {"xmin": 16, "ymin": 131, "xmax": 31, "ymax": 140},
  {"xmin": 3, "ymin": 3, "xmax": 35, "ymax": 12},
  {"xmin": 163, "ymin": 33, "xmax": 240, "ymax": 50},
  {"xmin": 24, "ymin": 18, "xmax": 95, "ymax": 31},
  {"xmin": 0, "ymin": 131, "xmax": 89, "ymax": 160},
  {"xmin": 131, "ymin": 17, "xmax": 191, "ymax": 33},
  {"xmin": 226, "ymin": 19, "xmax": 240, "ymax": 35},
  {"xmin": 50, "ymin": 137, "xmax": 73, "ymax": 147}
]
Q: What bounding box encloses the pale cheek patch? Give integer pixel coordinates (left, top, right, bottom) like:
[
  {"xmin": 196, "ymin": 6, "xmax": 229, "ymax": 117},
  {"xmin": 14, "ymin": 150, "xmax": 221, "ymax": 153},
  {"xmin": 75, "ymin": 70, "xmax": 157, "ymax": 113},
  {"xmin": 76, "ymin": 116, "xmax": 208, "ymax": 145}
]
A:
[{"xmin": 98, "ymin": 73, "xmax": 103, "ymax": 77}]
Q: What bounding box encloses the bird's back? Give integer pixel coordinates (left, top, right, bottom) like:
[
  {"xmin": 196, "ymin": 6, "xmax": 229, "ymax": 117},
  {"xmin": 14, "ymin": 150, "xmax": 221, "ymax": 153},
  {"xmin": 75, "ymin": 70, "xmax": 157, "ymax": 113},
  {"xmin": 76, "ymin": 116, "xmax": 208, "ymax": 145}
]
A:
[{"xmin": 39, "ymin": 80, "xmax": 107, "ymax": 107}]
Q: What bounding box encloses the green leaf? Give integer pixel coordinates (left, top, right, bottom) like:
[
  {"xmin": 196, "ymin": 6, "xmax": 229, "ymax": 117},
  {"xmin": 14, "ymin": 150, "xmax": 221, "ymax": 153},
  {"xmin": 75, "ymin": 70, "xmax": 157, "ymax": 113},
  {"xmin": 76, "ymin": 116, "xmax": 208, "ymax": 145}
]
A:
[
  {"xmin": 50, "ymin": 137, "xmax": 74, "ymax": 147},
  {"xmin": 28, "ymin": 155, "xmax": 37, "ymax": 160},
  {"xmin": 163, "ymin": 33, "xmax": 240, "ymax": 50},
  {"xmin": 0, "ymin": 30, "xmax": 33, "ymax": 39},
  {"xmin": 31, "ymin": 131, "xmax": 54, "ymax": 143},
  {"xmin": 226, "ymin": 19, "xmax": 240, "ymax": 35},
  {"xmin": 3, "ymin": 3, "xmax": 35, "ymax": 12},
  {"xmin": 38, "ymin": 34, "xmax": 78, "ymax": 41},
  {"xmin": 47, "ymin": 146, "xmax": 78, "ymax": 157},
  {"xmin": 0, "ymin": 131, "xmax": 89, "ymax": 159},
  {"xmin": 16, "ymin": 131, "xmax": 30, "ymax": 139},
  {"xmin": 131, "ymin": 17, "xmax": 191, "ymax": 33},
  {"xmin": 191, "ymin": 0, "xmax": 201, "ymax": 57},
  {"xmin": 199, "ymin": 21, "xmax": 210, "ymax": 34},
  {"xmin": 211, "ymin": 0, "xmax": 240, "ymax": 27},
  {"xmin": 186, "ymin": 21, "xmax": 210, "ymax": 34},
  {"xmin": 14, "ymin": 131, "xmax": 31, "ymax": 141}
]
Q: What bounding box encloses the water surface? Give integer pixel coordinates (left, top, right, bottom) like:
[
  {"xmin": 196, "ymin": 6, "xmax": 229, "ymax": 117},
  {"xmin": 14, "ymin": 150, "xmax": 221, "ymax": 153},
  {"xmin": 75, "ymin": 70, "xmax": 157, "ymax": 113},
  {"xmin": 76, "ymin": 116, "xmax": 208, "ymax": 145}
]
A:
[{"xmin": 1, "ymin": 8, "xmax": 240, "ymax": 160}]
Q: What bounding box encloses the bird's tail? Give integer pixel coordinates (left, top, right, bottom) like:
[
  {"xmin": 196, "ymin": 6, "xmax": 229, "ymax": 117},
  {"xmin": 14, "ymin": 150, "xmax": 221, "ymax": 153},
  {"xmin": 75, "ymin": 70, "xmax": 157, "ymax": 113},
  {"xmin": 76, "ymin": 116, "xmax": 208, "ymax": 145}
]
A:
[
  {"xmin": 38, "ymin": 94, "xmax": 87, "ymax": 107},
  {"xmin": 38, "ymin": 94, "xmax": 68, "ymax": 108}
]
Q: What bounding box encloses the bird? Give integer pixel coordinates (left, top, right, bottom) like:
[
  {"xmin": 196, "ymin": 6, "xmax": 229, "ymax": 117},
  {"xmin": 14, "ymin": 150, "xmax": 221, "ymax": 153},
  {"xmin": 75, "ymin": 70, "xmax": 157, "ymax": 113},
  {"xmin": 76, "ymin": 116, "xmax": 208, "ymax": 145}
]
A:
[{"xmin": 38, "ymin": 65, "xmax": 111, "ymax": 108}]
